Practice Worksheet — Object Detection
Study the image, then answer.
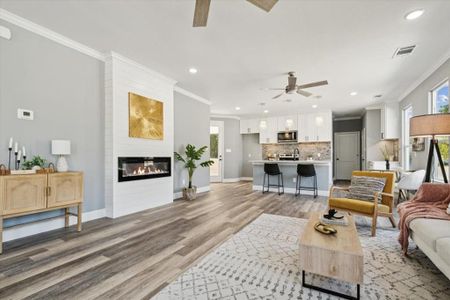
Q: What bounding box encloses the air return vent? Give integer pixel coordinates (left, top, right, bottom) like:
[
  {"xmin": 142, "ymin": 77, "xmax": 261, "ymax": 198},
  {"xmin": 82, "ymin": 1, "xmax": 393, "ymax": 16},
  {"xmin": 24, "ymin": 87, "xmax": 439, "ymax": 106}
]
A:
[{"xmin": 393, "ymin": 45, "xmax": 416, "ymax": 57}]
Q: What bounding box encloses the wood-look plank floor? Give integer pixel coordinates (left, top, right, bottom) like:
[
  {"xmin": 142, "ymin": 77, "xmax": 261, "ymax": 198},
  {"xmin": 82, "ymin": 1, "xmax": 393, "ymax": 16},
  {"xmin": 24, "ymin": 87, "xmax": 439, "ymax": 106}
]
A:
[{"xmin": 0, "ymin": 182, "xmax": 393, "ymax": 300}]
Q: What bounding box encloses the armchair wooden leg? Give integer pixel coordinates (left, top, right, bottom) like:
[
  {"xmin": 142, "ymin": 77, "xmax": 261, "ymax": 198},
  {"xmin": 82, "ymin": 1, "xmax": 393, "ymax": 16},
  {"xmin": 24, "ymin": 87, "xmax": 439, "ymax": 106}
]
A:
[
  {"xmin": 388, "ymin": 215, "xmax": 396, "ymax": 228},
  {"xmin": 371, "ymin": 213, "xmax": 377, "ymax": 237}
]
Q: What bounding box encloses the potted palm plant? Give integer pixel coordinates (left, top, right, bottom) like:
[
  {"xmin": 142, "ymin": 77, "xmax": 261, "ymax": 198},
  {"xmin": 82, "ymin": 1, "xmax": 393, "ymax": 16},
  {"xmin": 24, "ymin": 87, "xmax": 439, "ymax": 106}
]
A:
[{"xmin": 174, "ymin": 144, "xmax": 214, "ymax": 200}]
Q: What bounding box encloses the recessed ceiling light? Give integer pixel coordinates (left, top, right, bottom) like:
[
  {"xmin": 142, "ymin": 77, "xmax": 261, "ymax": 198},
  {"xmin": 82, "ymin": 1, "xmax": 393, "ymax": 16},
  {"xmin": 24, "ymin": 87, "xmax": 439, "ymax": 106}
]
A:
[
  {"xmin": 312, "ymin": 104, "xmax": 318, "ymax": 109},
  {"xmin": 235, "ymin": 106, "xmax": 240, "ymax": 111},
  {"xmin": 405, "ymin": 9, "xmax": 424, "ymax": 20},
  {"xmin": 350, "ymin": 91, "xmax": 358, "ymax": 96},
  {"xmin": 264, "ymin": 110, "xmax": 269, "ymax": 114},
  {"xmin": 188, "ymin": 67, "xmax": 198, "ymax": 74}
]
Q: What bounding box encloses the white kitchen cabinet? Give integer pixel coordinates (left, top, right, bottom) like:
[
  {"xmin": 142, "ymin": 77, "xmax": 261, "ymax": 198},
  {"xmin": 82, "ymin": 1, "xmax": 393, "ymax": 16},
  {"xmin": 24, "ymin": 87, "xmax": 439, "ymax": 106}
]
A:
[
  {"xmin": 259, "ymin": 117, "xmax": 277, "ymax": 144},
  {"xmin": 380, "ymin": 102, "xmax": 399, "ymax": 140},
  {"xmin": 240, "ymin": 118, "xmax": 260, "ymax": 134},
  {"xmin": 277, "ymin": 115, "xmax": 297, "ymax": 132},
  {"xmin": 297, "ymin": 111, "xmax": 332, "ymax": 142}
]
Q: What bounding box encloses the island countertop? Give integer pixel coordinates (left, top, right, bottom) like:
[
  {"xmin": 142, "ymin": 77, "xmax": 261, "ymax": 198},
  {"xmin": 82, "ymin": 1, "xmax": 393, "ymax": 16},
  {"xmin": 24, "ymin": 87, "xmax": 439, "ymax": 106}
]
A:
[
  {"xmin": 250, "ymin": 160, "xmax": 331, "ymax": 166},
  {"xmin": 251, "ymin": 160, "xmax": 332, "ymax": 195}
]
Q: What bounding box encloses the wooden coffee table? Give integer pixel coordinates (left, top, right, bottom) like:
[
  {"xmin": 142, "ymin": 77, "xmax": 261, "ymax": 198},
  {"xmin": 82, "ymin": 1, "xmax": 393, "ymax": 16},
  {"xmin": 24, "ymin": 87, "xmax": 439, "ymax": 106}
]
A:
[{"xmin": 299, "ymin": 212, "xmax": 364, "ymax": 300}]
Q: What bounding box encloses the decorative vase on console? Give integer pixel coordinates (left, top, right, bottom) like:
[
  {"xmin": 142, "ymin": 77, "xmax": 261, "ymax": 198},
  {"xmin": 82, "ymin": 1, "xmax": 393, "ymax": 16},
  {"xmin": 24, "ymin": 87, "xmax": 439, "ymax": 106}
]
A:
[{"xmin": 380, "ymin": 144, "xmax": 391, "ymax": 171}]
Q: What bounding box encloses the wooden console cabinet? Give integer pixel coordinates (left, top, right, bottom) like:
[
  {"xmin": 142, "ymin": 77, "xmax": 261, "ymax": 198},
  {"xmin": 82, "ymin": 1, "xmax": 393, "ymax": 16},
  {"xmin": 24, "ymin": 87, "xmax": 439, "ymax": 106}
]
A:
[{"xmin": 0, "ymin": 172, "xmax": 83, "ymax": 253}]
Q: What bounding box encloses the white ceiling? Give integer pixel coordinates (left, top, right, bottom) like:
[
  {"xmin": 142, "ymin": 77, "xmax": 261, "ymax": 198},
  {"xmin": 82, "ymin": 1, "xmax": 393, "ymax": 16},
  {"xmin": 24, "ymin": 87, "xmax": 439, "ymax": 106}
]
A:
[{"xmin": 2, "ymin": 0, "xmax": 450, "ymax": 118}]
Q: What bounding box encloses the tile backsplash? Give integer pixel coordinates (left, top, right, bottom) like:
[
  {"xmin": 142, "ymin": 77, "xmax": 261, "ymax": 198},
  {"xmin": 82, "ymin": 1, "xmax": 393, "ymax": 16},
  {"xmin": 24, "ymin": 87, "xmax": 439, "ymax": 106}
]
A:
[{"xmin": 262, "ymin": 142, "xmax": 331, "ymax": 160}]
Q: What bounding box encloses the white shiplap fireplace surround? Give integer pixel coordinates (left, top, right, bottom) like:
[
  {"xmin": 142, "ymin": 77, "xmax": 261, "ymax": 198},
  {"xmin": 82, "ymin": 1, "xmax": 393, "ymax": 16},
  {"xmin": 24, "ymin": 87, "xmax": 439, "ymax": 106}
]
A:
[{"xmin": 105, "ymin": 52, "xmax": 176, "ymax": 218}]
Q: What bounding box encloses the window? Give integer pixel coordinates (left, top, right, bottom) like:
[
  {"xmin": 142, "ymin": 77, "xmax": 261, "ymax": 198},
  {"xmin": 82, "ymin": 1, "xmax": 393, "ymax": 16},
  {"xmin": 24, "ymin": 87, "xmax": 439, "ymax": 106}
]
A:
[
  {"xmin": 402, "ymin": 105, "xmax": 413, "ymax": 170},
  {"xmin": 431, "ymin": 80, "xmax": 449, "ymax": 181}
]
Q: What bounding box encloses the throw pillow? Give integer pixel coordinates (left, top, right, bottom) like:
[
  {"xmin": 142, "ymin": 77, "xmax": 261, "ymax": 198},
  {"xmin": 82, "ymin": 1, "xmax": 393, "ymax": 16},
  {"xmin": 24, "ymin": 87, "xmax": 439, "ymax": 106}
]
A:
[{"xmin": 348, "ymin": 176, "xmax": 386, "ymax": 202}]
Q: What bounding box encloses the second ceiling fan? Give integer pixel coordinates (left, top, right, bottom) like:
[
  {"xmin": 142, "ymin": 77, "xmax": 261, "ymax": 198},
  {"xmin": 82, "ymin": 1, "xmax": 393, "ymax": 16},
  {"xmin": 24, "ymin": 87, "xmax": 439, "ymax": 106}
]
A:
[
  {"xmin": 269, "ymin": 72, "xmax": 328, "ymax": 99},
  {"xmin": 193, "ymin": 0, "xmax": 278, "ymax": 27}
]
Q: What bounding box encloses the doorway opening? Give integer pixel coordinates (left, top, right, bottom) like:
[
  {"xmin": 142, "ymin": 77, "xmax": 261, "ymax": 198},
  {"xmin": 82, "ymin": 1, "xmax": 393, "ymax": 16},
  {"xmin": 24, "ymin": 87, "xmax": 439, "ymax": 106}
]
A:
[{"xmin": 210, "ymin": 120, "xmax": 224, "ymax": 182}]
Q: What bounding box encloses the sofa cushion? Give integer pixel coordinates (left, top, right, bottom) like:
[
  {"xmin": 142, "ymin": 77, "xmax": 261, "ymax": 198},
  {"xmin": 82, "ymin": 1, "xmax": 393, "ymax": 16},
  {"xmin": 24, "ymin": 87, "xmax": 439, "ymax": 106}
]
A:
[
  {"xmin": 329, "ymin": 197, "xmax": 390, "ymax": 215},
  {"xmin": 410, "ymin": 218, "xmax": 450, "ymax": 251},
  {"xmin": 348, "ymin": 176, "xmax": 386, "ymax": 202},
  {"xmin": 436, "ymin": 238, "xmax": 450, "ymax": 266}
]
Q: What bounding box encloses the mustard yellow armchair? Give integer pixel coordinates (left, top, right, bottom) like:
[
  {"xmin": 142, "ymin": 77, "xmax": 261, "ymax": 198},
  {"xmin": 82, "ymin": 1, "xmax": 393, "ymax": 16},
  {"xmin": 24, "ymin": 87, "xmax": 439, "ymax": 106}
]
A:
[{"xmin": 328, "ymin": 171, "xmax": 396, "ymax": 237}]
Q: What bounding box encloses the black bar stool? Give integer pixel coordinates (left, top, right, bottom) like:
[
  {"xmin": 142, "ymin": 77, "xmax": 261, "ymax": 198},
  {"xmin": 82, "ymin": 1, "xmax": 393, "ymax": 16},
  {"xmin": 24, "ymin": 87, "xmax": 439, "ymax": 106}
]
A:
[
  {"xmin": 295, "ymin": 164, "xmax": 317, "ymax": 198},
  {"xmin": 263, "ymin": 163, "xmax": 284, "ymax": 195}
]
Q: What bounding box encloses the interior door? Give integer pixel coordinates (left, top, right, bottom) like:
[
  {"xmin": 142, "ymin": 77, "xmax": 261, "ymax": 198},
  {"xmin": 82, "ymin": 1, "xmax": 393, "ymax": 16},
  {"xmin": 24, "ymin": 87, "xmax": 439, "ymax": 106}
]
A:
[
  {"xmin": 335, "ymin": 132, "xmax": 360, "ymax": 180},
  {"xmin": 210, "ymin": 120, "xmax": 224, "ymax": 182}
]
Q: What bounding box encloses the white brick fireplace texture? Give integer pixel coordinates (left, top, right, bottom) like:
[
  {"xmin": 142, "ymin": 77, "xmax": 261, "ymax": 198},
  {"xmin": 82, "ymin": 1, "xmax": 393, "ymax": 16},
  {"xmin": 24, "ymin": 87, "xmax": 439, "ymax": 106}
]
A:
[{"xmin": 105, "ymin": 52, "xmax": 177, "ymax": 218}]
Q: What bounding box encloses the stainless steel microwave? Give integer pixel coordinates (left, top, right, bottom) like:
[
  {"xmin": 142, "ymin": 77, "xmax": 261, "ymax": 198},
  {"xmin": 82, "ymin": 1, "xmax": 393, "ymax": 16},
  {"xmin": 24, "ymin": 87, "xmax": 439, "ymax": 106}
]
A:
[{"xmin": 277, "ymin": 131, "xmax": 298, "ymax": 143}]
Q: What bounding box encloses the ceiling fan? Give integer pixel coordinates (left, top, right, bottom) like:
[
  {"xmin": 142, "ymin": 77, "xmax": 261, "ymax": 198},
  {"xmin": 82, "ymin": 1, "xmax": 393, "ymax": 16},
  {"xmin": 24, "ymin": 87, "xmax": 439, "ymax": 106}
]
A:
[
  {"xmin": 269, "ymin": 72, "xmax": 328, "ymax": 99},
  {"xmin": 193, "ymin": 0, "xmax": 278, "ymax": 27}
]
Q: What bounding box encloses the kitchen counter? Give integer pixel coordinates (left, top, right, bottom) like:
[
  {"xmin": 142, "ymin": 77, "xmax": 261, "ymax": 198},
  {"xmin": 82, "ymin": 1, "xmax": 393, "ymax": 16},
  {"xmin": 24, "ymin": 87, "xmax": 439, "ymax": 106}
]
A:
[
  {"xmin": 251, "ymin": 160, "xmax": 332, "ymax": 195},
  {"xmin": 251, "ymin": 160, "xmax": 331, "ymax": 166}
]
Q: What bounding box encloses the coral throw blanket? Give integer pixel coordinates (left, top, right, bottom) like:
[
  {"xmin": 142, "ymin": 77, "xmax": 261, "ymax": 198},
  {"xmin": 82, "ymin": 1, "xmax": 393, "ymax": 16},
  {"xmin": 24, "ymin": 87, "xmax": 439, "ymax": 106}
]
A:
[{"xmin": 397, "ymin": 183, "xmax": 450, "ymax": 254}]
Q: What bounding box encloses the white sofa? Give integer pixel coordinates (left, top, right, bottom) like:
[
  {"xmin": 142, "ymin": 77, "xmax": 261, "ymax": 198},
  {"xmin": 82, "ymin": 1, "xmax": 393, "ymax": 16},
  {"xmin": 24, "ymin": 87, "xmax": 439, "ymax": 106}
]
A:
[{"xmin": 410, "ymin": 218, "xmax": 450, "ymax": 280}]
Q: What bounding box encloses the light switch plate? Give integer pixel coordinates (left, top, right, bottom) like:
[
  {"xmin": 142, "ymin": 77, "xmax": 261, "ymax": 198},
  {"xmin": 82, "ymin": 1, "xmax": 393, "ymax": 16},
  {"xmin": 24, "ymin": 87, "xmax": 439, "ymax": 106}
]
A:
[{"xmin": 17, "ymin": 109, "xmax": 34, "ymax": 120}]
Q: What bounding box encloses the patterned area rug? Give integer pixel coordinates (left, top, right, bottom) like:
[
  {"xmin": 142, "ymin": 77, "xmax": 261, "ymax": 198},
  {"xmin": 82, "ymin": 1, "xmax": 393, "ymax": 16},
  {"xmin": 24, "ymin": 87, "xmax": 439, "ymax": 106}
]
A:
[{"xmin": 153, "ymin": 214, "xmax": 450, "ymax": 300}]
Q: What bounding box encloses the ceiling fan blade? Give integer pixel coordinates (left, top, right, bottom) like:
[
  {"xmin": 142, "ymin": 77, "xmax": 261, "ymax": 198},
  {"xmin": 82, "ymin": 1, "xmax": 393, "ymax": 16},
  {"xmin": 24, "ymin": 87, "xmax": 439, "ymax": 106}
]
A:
[
  {"xmin": 246, "ymin": 0, "xmax": 278, "ymax": 12},
  {"xmin": 297, "ymin": 89, "xmax": 312, "ymax": 97},
  {"xmin": 272, "ymin": 92, "xmax": 285, "ymax": 99},
  {"xmin": 267, "ymin": 88, "xmax": 285, "ymax": 90},
  {"xmin": 297, "ymin": 80, "xmax": 328, "ymax": 89},
  {"xmin": 193, "ymin": 0, "xmax": 211, "ymax": 27}
]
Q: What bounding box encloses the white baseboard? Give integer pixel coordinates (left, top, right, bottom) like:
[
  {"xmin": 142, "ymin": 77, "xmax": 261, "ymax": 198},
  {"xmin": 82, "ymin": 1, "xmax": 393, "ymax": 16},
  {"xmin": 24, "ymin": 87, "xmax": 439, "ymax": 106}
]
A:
[
  {"xmin": 240, "ymin": 177, "xmax": 253, "ymax": 181},
  {"xmin": 252, "ymin": 185, "xmax": 328, "ymax": 197},
  {"xmin": 3, "ymin": 208, "xmax": 106, "ymax": 242},
  {"xmin": 222, "ymin": 178, "xmax": 241, "ymax": 183},
  {"xmin": 173, "ymin": 185, "xmax": 210, "ymax": 200}
]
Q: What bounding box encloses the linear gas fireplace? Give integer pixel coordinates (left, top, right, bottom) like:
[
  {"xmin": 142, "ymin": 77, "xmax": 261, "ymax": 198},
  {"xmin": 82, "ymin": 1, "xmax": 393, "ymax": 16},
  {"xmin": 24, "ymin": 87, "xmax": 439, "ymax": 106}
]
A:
[{"xmin": 118, "ymin": 157, "xmax": 171, "ymax": 182}]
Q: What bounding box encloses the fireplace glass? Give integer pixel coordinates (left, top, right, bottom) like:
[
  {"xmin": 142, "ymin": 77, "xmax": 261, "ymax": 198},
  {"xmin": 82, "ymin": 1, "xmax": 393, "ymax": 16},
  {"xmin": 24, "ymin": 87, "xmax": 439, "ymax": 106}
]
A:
[{"xmin": 118, "ymin": 157, "xmax": 171, "ymax": 182}]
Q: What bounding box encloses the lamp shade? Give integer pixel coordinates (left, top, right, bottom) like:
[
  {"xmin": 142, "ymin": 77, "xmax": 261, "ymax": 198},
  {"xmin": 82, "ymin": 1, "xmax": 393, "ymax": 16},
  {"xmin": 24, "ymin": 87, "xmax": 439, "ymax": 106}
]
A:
[
  {"xmin": 51, "ymin": 140, "xmax": 71, "ymax": 155},
  {"xmin": 410, "ymin": 113, "xmax": 450, "ymax": 137}
]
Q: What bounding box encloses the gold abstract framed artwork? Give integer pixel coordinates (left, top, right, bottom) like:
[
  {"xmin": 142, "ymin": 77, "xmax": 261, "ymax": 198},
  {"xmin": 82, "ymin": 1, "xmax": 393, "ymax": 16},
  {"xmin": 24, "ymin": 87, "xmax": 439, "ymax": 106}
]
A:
[{"xmin": 128, "ymin": 92, "xmax": 164, "ymax": 140}]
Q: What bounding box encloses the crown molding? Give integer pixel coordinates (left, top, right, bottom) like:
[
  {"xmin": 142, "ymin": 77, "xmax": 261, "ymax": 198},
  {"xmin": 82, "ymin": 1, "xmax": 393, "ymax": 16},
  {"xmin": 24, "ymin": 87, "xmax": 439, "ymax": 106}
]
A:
[
  {"xmin": 174, "ymin": 86, "xmax": 211, "ymax": 105},
  {"xmin": 210, "ymin": 114, "xmax": 240, "ymax": 120},
  {"xmin": 0, "ymin": 8, "xmax": 106, "ymax": 61},
  {"xmin": 398, "ymin": 47, "xmax": 450, "ymax": 102},
  {"xmin": 106, "ymin": 52, "xmax": 177, "ymax": 86}
]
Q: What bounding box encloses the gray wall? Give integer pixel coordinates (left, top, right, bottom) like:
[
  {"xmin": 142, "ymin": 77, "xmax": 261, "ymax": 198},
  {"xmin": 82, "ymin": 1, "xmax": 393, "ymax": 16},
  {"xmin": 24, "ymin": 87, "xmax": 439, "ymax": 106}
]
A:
[
  {"xmin": 241, "ymin": 134, "xmax": 262, "ymax": 178},
  {"xmin": 333, "ymin": 119, "xmax": 362, "ymax": 133},
  {"xmin": 210, "ymin": 117, "xmax": 243, "ymax": 179},
  {"xmin": 173, "ymin": 92, "xmax": 210, "ymax": 193},
  {"xmin": 0, "ymin": 21, "xmax": 105, "ymax": 226},
  {"xmin": 399, "ymin": 58, "xmax": 450, "ymax": 170}
]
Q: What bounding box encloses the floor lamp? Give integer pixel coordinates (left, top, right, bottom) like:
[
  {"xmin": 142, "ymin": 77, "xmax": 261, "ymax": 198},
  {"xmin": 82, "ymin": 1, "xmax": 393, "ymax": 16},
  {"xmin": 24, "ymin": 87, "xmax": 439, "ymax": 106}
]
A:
[{"xmin": 410, "ymin": 113, "xmax": 450, "ymax": 183}]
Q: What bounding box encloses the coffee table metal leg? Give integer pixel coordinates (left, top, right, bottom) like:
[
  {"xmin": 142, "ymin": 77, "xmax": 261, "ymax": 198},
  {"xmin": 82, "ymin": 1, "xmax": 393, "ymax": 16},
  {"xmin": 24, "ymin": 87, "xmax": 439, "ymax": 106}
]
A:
[{"xmin": 302, "ymin": 270, "xmax": 360, "ymax": 300}]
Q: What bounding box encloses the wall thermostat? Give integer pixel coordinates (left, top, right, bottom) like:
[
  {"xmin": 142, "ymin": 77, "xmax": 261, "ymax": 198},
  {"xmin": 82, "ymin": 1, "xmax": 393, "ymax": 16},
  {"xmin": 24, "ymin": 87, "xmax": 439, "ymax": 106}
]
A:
[{"xmin": 17, "ymin": 109, "xmax": 34, "ymax": 120}]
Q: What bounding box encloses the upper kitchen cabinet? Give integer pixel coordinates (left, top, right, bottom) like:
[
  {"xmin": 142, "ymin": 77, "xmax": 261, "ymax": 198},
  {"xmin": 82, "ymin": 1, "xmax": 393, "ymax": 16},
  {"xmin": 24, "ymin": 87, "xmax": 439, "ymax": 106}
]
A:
[
  {"xmin": 380, "ymin": 102, "xmax": 399, "ymax": 139},
  {"xmin": 366, "ymin": 102, "xmax": 399, "ymax": 140},
  {"xmin": 259, "ymin": 117, "xmax": 278, "ymax": 144},
  {"xmin": 240, "ymin": 118, "xmax": 260, "ymax": 134},
  {"xmin": 298, "ymin": 111, "xmax": 332, "ymax": 142},
  {"xmin": 277, "ymin": 115, "xmax": 297, "ymax": 131}
]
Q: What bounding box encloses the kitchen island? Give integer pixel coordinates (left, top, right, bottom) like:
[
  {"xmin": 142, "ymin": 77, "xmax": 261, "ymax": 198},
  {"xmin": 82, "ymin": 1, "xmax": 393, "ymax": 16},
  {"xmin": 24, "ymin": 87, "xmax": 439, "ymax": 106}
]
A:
[{"xmin": 251, "ymin": 160, "xmax": 333, "ymax": 196}]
